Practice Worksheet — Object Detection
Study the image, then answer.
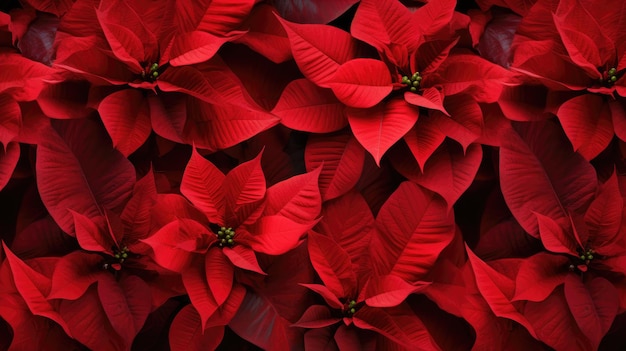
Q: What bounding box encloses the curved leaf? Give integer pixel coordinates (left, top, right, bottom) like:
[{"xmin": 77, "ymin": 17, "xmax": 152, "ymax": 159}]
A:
[
  {"xmin": 305, "ymin": 133, "xmax": 365, "ymax": 201},
  {"xmin": 329, "ymin": 59, "xmax": 393, "ymax": 108},
  {"xmin": 394, "ymin": 142, "xmax": 483, "ymax": 208},
  {"xmin": 277, "ymin": 17, "xmax": 358, "ymax": 87},
  {"xmin": 557, "ymin": 94, "xmax": 613, "ymax": 160},
  {"xmin": 181, "ymin": 148, "xmax": 226, "ymax": 223},
  {"xmin": 273, "ymin": 79, "xmax": 348, "ymax": 133},
  {"xmin": 308, "ymin": 231, "xmax": 357, "ymax": 299},
  {"xmin": 97, "ymin": 274, "xmax": 151, "ymax": 347},
  {"xmin": 499, "ymin": 121, "xmax": 597, "ymax": 237},
  {"xmin": 169, "ymin": 305, "xmax": 224, "ymax": 351},
  {"xmin": 36, "ymin": 119, "xmax": 135, "ymax": 235},
  {"xmin": 348, "ymin": 98, "xmax": 419, "ymax": 166},
  {"xmin": 371, "ymin": 182, "xmax": 454, "ymax": 281},
  {"xmin": 98, "ymin": 89, "xmax": 152, "ymax": 157},
  {"xmin": 564, "ymin": 276, "xmax": 619, "ymax": 350},
  {"xmin": 264, "ymin": 166, "xmax": 321, "ymax": 223}
]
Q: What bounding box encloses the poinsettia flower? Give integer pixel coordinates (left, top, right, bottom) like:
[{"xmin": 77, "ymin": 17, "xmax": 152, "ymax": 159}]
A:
[
  {"xmin": 278, "ymin": 0, "xmax": 510, "ymax": 167},
  {"xmin": 143, "ymin": 148, "xmax": 321, "ymax": 329},
  {"xmin": 293, "ymin": 192, "xmax": 448, "ymax": 349},
  {"xmin": 296, "ymin": 232, "xmax": 435, "ymax": 350},
  {"xmin": 510, "ymin": 0, "xmax": 626, "ymax": 159},
  {"xmin": 50, "ymin": 0, "xmax": 275, "ymax": 155}
]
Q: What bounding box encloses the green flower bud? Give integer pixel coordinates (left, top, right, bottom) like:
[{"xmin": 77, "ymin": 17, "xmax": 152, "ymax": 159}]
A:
[
  {"xmin": 228, "ymin": 239, "xmax": 234, "ymax": 244},
  {"xmin": 350, "ymin": 308, "xmax": 356, "ymax": 314},
  {"xmin": 587, "ymin": 254, "xmax": 593, "ymax": 260},
  {"xmin": 151, "ymin": 63, "xmax": 159, "ymax": 71},
  {"xmin": 580, "ymin": 255, "xmax": 586, "ymax": 260},
  {"xmin": 412, "ymin": 80, "xmax": 419, "ymax": 87},
  {"xmin": 114, "ymin": 254, "xmax": 120, "ymax": 259},
  {"xmin": 122, "ymin": 253, "xmax": 128, "ymax": 258},
  {"xmin": 611, "ymin": 75, "xmax": 617, "ymax": 82},
  {"xmin": 609, "ymin": 68, "xmax": 617, "ymax": 75},
  {"xmin": 410, "ymin": 86, "xmax": 417, "ymax": 92},
  {"xmin": 152, "ymin": 71, "xmax": 159, "ymax": 78}
]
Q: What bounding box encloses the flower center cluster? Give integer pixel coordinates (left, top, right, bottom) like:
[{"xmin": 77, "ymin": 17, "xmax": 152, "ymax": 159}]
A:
[
  {"xmin": 600, "ymin": 67, "xmax": 619, "ymax": 87},
  {"xmin": 141, "ymin": 62, "xmax": 160, "ymax": 81},
  {"xmin": 216, "ymin": 227, "xmax": 235, "ymax": 248},
  {"xmin": 401, "ymin": 72, "xmax": 422, "ymax": 92},
  {"xmin": 113, "ymin": 246, "xmax": 130, "ymax": 263},
  {"xmin": 579, "ymin": 248, "xmax": 595, "ymax": 263},
  {"xmin": 343, "ymin": 299, "xmax": 358, "ymax": 317}
]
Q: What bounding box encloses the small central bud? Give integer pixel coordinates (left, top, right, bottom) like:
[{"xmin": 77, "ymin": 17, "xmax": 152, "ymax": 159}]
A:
[
  {"xmin": 599, "ymin": 67, "xmax": 619, "ymax": 87},
  {"xmin": 113, "ymin": 246, "xmax": 130, "ymax": 264},
  {"xmin": 401, "ymin": 72, "xmax": 422, "ymax": 92},
  {"xmin": 140, "ymin": 62, "xmax": 160, "ymax": 81},
  {"xmin": 570, "ymin": 248, "xmax": 597, "ymax": 273},
  {"xmin": 216, "ymin": 227, "xmax": 235, "ymax": 248},
  {"xmin": 343, "ymin": 300, "xmax": 358, "ymax": 317},
  {"xmin": 579, "ymin": 248, "xmax": 595, "ymax": 263}
]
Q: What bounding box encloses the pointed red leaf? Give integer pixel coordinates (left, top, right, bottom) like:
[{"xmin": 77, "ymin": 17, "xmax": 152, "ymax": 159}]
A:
[
  {"xmin": 222, "ymin": 245, "xmax": 266, "ymax": 275},
  {"xmin": 466, "ymin": 246, "xmax": 537, "ymax": 337},
  {"xmin": 513, "ymin": 252, "xmax": 569, "ymax": 302},
  {"xmin": 277, "ymin": 17, "xmax": 359, "ymax": 87},
  {"xmin": 301, "ymin": 283, "xmax": 343, "ymax": 309},
  {"xmin": 536, "ymin": 213, "xmax": 578, "ymax": 255},
  {"xmin": 352, "ymin": 305, "xmax": 433, "ymax": 349},
  {"xmin": 229, "ymin": 291, "xmax": 297, "ymax": 350},
  {"xmin": 564, "ymin": 276, "xmax": 619, "ymax": 350},
  {"xmin": 223, "ymin": 151, "xmax": 266, "ymax": 218},
  {"xmin": 362, "ymin": 275, "xmax": 427, "ymax": 308},
  {"xmin": 235, "ymin": 5, "xmax": 292, "ymax": 63},
  {"xmin": 71, "ymin": 211, "xmax": 112, "ymax": 254},
  {"xmin": 3, "ymin": 244, "xmax": 71, "ymax": 336},
  {"xmin": 395, "ymin": 142, "xmax": 482, "ymax": 208},
  {"xmin": 305, "ymin": 133, "xmax": 365, "ymax": 201},
  {"xmin": 437, "ymin": 52, "xmax": 512, "ymax": 103},
  {"xmin": 273, "ymin": 79, "xmax": 348, "ymax": 133},
  {"xmin": 98, "ymin": 89, "xmax": 152, "ymax": 157},
  {"xmin": 586, "ymin": 172, "xmax": 623, "ymax": 253},
  {"xmin": 315, "ymin": 192, "xmax": 375, "ymax": 269},
  {"xmin": 182, "ymin": 257, "xmax": 220, "ymax": 329},
  {"xmin": 98, "ymin": 274, "xmax": 151, "ymax": 347},
  {"xmin": 348, "ymin": 99, "xmax": 419, "ymax": 166},
  {"xmin": 308, "ymin": 231, "xmax": 357, "ymax": 299},
  {"xmin": 121, "ymin": 170, "xmax": 158, "ymax": 242},
  {"xmin": 196, "ymin": 0, "xmax": 256, "ymax": 35},
  {"xmin": 36, "ymin": 119, "xmax": 135, "ymax": 235},
  {"xmin": 180, "ymin": 148, "xmax": 226, "ymax": 224},
  {"xmin": 247, "ymin": 216, "xmax": 312, "ymax": 255},
  {"xmin": 168, "ymin": 31, "xmax": 242, "ymax": 66},
  {"xmin": 294, "ymin": 305, "xmax": 341, "ymax": 328},
  {"xmin": 557, "ymin": 94, "xmax": 613, "ymax": 160},
  {"xmin": 205, "ymin": 247, "xmax": 234, "ymax": 306},
  {"xmin": 169, "ymin": 305, "xmax": 224, "ymax": 351},
  {"xmin": 58, "ymin": 287, "xmax": 126, "ymax": 351},
  {"xmin": 329, "ymin": 59, "xmax": 392, "ymax": 108},
  {"xmin": 142, "ymin": 219, "xmax": 211, "ymax": 272},
  {"xmin": 351, "ymin": 0, "xmax": 418, "ymax": 54},
  {"xmin": 403, "ymin": 120, "xmax": 447, "ymax": 170},
  {"xmin": 403, "ymin": 87, "xmax": 448, "ymax": 115},
  {"xmin": 371, "ymin": 182, "xmax": 454, "ymax": 281},
  {"xmin": 205, "ymin": 284, "xmax": 246, "ymax": 328},
  {"xmin": 499, "ymin": 121, "xmax": 597, "ymax": 237},
  {"xmin": 413, "ymin": 0, "xmax": 457, "ymax": 37},
  {"xmin": 264, "ymin": 167, "xmax": 321, "ymax": 224},
  {"xmin": 48, "ymin": 251, "xmax": 108, "ymax": 300}
]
